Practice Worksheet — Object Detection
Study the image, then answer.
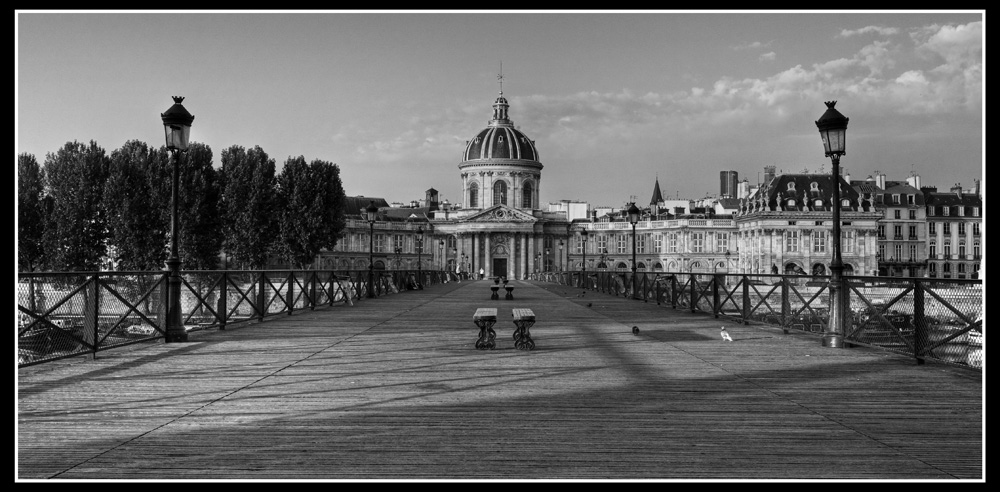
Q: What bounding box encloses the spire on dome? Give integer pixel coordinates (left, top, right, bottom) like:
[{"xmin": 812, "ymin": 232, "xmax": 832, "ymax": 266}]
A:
[{"xmin": 490, "ymin": 63, "xmax": 511, "ymax": 125}]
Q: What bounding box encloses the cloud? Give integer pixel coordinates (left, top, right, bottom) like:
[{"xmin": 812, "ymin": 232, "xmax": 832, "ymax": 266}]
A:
[
  {"xmin": 732, "ymin": 40, "xmax": 772, "ymax": 50},
  {"xmin": 335, "ymin": 21, "xmax": 981, "ymax": 166},
  {"xmin": 839, "ymin": 25, "xmax": 900, "ymax": 37},
  {"xmin": 758, "ymin": 51, "xmax": 777, "ymax": 62}
]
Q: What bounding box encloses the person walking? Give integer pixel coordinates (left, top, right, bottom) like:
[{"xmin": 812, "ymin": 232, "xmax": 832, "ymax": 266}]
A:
[{"xmin": 479, "ymin": 267, "xmax": 485, "ymax": 280}]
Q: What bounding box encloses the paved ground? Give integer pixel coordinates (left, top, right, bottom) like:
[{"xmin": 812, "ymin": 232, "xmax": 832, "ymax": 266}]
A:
[{"xmin": 17, "ymin": 279, "xmax": 983, "ymax": 481}]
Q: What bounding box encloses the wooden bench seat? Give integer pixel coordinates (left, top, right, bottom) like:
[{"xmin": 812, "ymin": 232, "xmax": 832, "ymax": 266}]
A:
[
  {"xmin": 511, "ymin": 308, "xmax": 536, "ymax": 351},
  {"xmin": 473, "ymin": 307, "xmax": 497, "ymax": 350}
]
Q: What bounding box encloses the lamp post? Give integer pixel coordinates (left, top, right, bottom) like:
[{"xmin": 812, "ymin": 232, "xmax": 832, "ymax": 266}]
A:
[
  {"xmin": 416, "ymin": 226, "xmax": 424, "ymax": 289},
  {"xmin": 815, "ymin": 100, "xmax": 849, "ymax": 348},
  {"xmin": 439, "ymin": 240, "xmax": 445, "ymax": 271},
  {"xmin": 160, "ymin": 96, "xmax": 194, "ymax": 343},
  {"xmin": 365, "ymin": 201, "xmax": 378, "ymax": 299},
  {"xmin": 581, "ymin": 229, "xmax": 589, "ymax": 289},
  {"xmin": 451, "ymin": 247, "xmax": 457, "ymax": 274},
  {"xmin": 535, "ymin": 253, "xmax": 541, "ymax": 274},
  {"xmin": 558, "ymin": 240, "xmax": 564, "ymax": 272},
  {"xmin": 627, "ymin": 203, "xmax": 641, "ymax": 299},
  {"xmin": 545, "ymin": 248, "xmax": 551, "ymax": 272}
]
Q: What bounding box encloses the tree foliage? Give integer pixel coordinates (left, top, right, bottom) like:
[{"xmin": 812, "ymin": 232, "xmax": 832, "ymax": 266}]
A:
[
  {"xmin": 175, "ymin": 142, "xmax": 223, "ymax": 270},
  {"xmin": 18, "ymin": 153, "xmax": 48, "ymax": 272},
  {"xmin": 42, "ymin": 141, "xmax": 111, "ymax": 271},
  {"xmin": 220, "ymin": 145, "xmax": 278, "ymax": 269},
  {"xmin": 275, "ymin": 156, "xmax": 346, "ymax": 268},
  {"xmin": 103, "ymin": 140, "xmax": 170, "ymax": 271}
]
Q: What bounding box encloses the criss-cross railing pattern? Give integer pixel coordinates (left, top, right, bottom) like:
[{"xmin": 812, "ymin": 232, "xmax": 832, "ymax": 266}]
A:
[
  {"xmin": 533, "ymin": 270, "xmax": 982, "ymax": 370},
  {"xmin": 17, "ymin": 269, "xmax": 452, "ymax": 367}
]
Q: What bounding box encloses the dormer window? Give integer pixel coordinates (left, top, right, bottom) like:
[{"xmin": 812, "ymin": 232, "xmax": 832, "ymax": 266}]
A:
[
  {"xmin": 892, "ymin": 194, "xmax": 900, "ymax": 204},
  {"xmin": 907, "ymin": 194, "xmax": 915, "ymax": 204},
  {"xmin": 810, "ymin": 182, "xmax": 819, "ymax": 191},
  {"xmin": 787, "ymin": 182, "xmax": 796, "ymax": 191}
]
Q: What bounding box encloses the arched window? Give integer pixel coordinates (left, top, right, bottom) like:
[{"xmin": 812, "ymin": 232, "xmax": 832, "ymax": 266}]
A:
[
  {"xmin": 522, "ymin": 181, "xmax": 533, "ymax": 208},
  {"xmin": 812, "ymin": 264, "xmax": 826, "ymax": 276},
  {"xmin": 493, "ymin": 180, "xmax": 508, "ymax": 206},
  {"xmin": 468, "ymin": 182, "xmax": 479, "ymax": 208}
]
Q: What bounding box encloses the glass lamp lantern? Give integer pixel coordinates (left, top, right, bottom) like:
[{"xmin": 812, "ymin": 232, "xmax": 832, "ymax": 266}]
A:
[
  {"xmin": 815, "ymin": 100, "xmax": 849, "ymax": 157},
  {"xmin": 161, "ymin": 96, "xmax": 194, "ymax": 151}
]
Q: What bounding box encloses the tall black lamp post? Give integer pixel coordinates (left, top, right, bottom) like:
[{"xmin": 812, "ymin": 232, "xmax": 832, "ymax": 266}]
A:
[
  {"xmin": 161, "ymin": 96, "xmax": 194, "ymax": 343},
  {"xmin": 627, "ymin": 203, "xmax": 641, "ymax": 299},
  {"xmin": 365, "ymin": 202, "xmax": 378, "ymax": 298},
  {"xmin": 816, "ymin": 101, "xmax": 849, "ymax": 348},
  {"xmin": 581, "ymin": 229, "xmax": 589, "ymax": 289},
  {"xmin": 416, "ymin": 226, "xmax": 424, "ymax": 289},
  {"xmin": 558, "ymin": 240, "xmax": 564, "ymax": 272}
]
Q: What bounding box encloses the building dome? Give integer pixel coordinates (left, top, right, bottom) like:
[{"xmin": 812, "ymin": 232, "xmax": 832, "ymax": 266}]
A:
[{"xmin": 462, "ymin": 92, "xmax": 540, "ymax": 162}]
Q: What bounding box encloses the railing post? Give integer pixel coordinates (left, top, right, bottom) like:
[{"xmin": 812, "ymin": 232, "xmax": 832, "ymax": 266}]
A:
[
  {"xmin": 670, "ymin": 274, "xmax": 678, "ymax": 309},
  {"xmin": 712, "ymin": 274, "xmax": 721, "ymax": 318},
  {"xmin": 309, "ymin": 271, "xmax": 317, "ymax": 310},
  {"xmin": 655, "ymin": 277, "xmax": 662, "ymax": 306},
  {"xmin": 781, "ymin": 277, "xmax": 790, "ymax": 334},
  {"xmin": 86, "ymin": 274, "xmax": 100, "ymax": 359},
  {"xmin": 257, "ymin": 271, "xmax": 266, "ymax": 322},
  {"xmin": 741, "ymin": 275, "xmax": 750, "ymax": 325},
  {"xmin": 287, "ymin": 271, "xmax": 294, "ymax": 316},
  {"xmin": 218, "ymin": 271, "xmax": 227, "ymax": 331},
  {"xmin": 690, "ymin": 274, "xmax": 697, "ymax": 313},
  {"xmin": 913, "ymin": 279, "xmax": 926, "ymax": 365}
]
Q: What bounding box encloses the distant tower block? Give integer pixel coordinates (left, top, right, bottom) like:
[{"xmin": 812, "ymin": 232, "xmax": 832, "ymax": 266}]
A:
[{"xmin": 720, "ymin": 170, "xmax": 738, "ymax": 198}]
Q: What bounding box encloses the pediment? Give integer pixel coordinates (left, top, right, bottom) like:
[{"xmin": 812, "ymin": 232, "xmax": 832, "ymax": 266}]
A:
[{"xmin": 461, "ymin": 205, "xmax": 537, "ymax": 223}]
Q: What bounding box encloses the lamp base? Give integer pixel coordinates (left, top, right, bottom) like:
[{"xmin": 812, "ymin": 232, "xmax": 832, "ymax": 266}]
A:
[
  {"xmin": 822, "ymin": 334, "xmax": 844, "ymax": 348},
  {"xmin": 165, "ymin": 330, "xmax": 189, "ymax": 343}
]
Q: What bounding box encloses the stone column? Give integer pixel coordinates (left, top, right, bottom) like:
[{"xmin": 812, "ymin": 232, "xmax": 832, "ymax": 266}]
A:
[
  {"xmin": 527, "ymin": 233, "xmax": 535, "ymax": 275},
  {"xmin": 520, "ymin": 233, "xmax": 527, "ymax": 279},
  {"xmin": 507, "ymin": 233, "xmax": 515, "ymax": 278},
  {"xmin": 484, "ymin": 233, "xmax": 491, "ymax": 278}
]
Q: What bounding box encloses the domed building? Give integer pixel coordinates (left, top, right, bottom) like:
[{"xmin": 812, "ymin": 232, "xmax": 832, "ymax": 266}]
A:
[{"xmin": 429, "ymin": 87, "xmax": 573, "ymax": 279}]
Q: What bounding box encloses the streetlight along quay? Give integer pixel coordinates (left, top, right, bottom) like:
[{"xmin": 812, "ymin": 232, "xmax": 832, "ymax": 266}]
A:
[
  {"xmin": 365, "ymin": 201, "xmax": 379, "ymax": 299},
  {"xmin": 160, "ymin": 96, "xmax": 194, "ymax": 344},
  {"xmin": 627, "ymin": 202, "xmax": 641, "ymax": 299},
  {"xmin": 815, "ymin": 100, "xmax": 849, "ymax": 348},
  {"xmin": 416, "ymin": 226, "xmax": 424, "ymax": 289}
]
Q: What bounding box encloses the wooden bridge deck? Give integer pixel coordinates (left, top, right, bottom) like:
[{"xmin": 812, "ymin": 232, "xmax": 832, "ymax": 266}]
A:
[{"xmin": 17, "ymin": 279, "xmax": 983, "ymax": 481}]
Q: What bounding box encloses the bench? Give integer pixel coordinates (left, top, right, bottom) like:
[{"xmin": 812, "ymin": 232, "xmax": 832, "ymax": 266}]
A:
[
  {"xmin": 511, "ymin": 308, "xmax": 536, "ymax": 351},
  {"xmin": 473, "ymin": 307, "xmax": 498, "ymax": 350}
]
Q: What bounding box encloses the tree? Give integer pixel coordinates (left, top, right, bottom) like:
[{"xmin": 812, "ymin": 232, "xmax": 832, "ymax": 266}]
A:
[
  {"xmin": 18, "ymin": 153, "xmax": 47, "ymax": 272},
  {"xmin": 42, "ymin": 141, "xmax": 111, "ymax": 271},
  {"xmin": 219, "ymin": 145, "xmax": 278, "ymax": 269},
  {"xmin": 103, "ymin": 140, "xmax": 170, "ymax": 271},
  {"xmin": 275, "ymin": 157, "xmax": 346, "ymax": 268},
  {"xmin": 176, "ymin": 142, "xmax": 222, "ymax": 270}
]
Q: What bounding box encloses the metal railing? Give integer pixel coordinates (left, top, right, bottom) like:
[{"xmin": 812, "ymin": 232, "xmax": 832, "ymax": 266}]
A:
[
  {"xmin": 532, "ymin": 270, "xmax": 982, "ymax": 370},
  {"xmin": 17, "ymin": 269, "xmax": 457, "ymax": 367}
]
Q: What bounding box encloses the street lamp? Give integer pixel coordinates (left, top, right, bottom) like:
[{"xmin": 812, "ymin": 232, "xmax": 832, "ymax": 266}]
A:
[
  {"xmin": 439, "ymin": 240, "xmax": 445, "ymax": 270},
  {"xmin": 815, "ymin": 100, "xmax": 849, "ymax": 348},
  {"xmin": 452, "ymin": 247, "xmax": 457, "ymax": 274},
  {"xmin": 365, "ymin": 201, "xmax": 379, "ymax": 299},
  {"xmin": 627, "ymin": 203, "xmax": 641, "ymax": 299},
  {"xmin": 160, "ymin": 96, "xmax": 194, "ymax": 343},
  {"xmin": 545, "ymin": 248, "xmax": 551, "ymax": 272},
  {"xmin": 558, "ymin": 240, "xmax": 564, "ymax": 272},
  {"xmin": 416, "ymin": 226, "xmax": 424, "ymax": 289},
  {"xmin": 581, "ymin": 229, "xmax": 589, "ymax": 289}
]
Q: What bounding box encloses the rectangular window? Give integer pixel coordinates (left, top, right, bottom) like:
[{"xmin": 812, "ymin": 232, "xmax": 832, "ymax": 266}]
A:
[
  {"xmin": 842, "ymin": 230, "xmax": 855, "ymax": 254},
  {"xmin": 892, "ymin": 194, "xmax": 900, "ymax": 204},
  {"xmin": 878, "ymin": 225, "xmax": 885, "ymax": 238},
  {"xmin": 668, "ymin": 234, "xmax": 677, "ymax": 254},
  {"xmin": 653, "ymin": 234, "xmax": 663, "ymax": 253},
  {"xmin": 617, "ymin": 235, "xmax": 627, "ymax": 254},
  {"xmin": 894, "ymin": 244, "xmax": 902, "ymax": 259},
  {"xmin": 909, "ymin": 244, "xmax": 916, "ymax": 260},
  {"xmin": 691, "ymin": 232, "xmax": 704, "ymax": 253},
  {"xmin": 596, "ymin": 235, "xmax": 608, "ymax": 254},
  {"xmin": 943, "ymin": 207, "xmax": 950, "ymax": 216},
  {"xmin": 716, "ymin": 232, "xmax": 728, "ymax": 253},
  {"xmin": 894, "ymin": 210, "xmax": 901, "ymax": 219},
  {"xmin": 909, "ymin": 210, "xmax": 916, "ymax": 220},
  {"xmin": 908, "ymin": 225, "xmax": 917, "ymax": 239},
  {"xmin": 929, "ymin": 222, "xmax": 936, "ymax": 234},
  {"xmin": 973, "ymin": 223, "xmax": 980, "ymax": 235},
  {"xmin": 786, "ymin": 230, "xmax": 799, "ymax": 252},
  {"xmin": 374, "ymin": 234, "xmax": 386, "ymax": 253},
  {"xmin": 958, "ymin": 223, "xmax": 966, "ymax": 235},
  {"xmin": 894, "ymin": 225, "xmax": 902, "ymax": 238},
  {"xmin": 907, "ymin": 194, "xmax": 915, "ymax": 205},
  {"xmin": 812, "ymin": 230, "xmax": 827, "ymax": 253},
  {"xmin": 929, "ymin": 243, "xmax": 936, "ymax": 257},
  {"xmin": 636, "ymin": 234, "xmax": 646, "ymax": 254},
  {"xmin": 943, "ymin": 223, "xmax": 951, "ymax": 235}
]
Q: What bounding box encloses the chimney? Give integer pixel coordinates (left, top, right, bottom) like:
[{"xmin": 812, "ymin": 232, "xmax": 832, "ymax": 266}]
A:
[
  {"xmin": 974, "ymin": 178, "xmax": 981, "ymax": 196},
  {"xmin": 951, "ymin": 183, "xmax": 963, "ymax": 198},
  {"xmin": 876, "ymin": 173, "xmax": 886, "ymax": 190}
]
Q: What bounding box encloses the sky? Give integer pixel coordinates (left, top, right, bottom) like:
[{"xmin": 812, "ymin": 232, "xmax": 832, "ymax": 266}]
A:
[{"xmin": 16, "ymin": 10, "xmax": 984, "ymax": 209}]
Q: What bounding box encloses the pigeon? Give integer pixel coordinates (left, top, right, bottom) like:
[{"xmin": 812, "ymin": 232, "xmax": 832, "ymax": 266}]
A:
[
  {"xmin": 587, "ymin": 302, "xmax": 593, "ymax": 308},
  {"xmin": 632, "ymin": 326, "xmax": 640, "ymax": 335},
  {"xmin": 720, "ymin": 327, "xmax": 733, "ymax": 342}
]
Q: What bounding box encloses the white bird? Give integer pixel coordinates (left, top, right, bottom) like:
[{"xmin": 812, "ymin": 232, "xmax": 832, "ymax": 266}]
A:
[{"xmin": 720, "ymin": 327, "xmax": 733, "ymax": 342}]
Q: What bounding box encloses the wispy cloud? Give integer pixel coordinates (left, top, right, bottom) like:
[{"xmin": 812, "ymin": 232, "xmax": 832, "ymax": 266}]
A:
[
  {"xmin": 759, "ymin": 51, "xmax": 777, "ymax": 62},
  {"xmin": 732, "ymin": 40, "xmax": 772, "ymax": 50},
  {"xmin": 839, "ymin": 25, "xmax": 900, "ymax": 37}
]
